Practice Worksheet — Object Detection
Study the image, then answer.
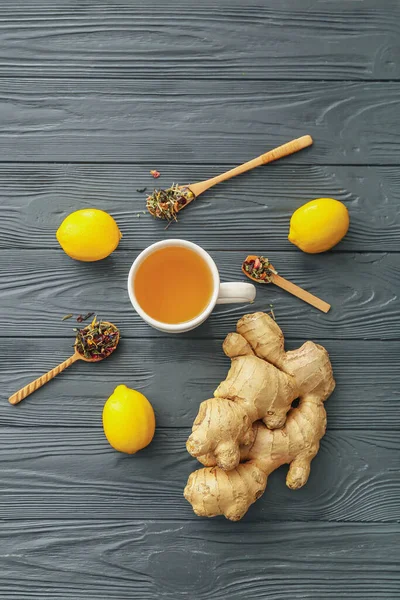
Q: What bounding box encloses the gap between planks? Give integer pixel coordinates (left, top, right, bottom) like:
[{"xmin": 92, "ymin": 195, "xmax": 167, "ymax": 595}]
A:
[
  {"xmin": 0, "ymin": 423, "xmax": 398, "ymax": 433},
  {"xmin": 3, "ymin": 335, "xmax": 399, "ymax": 342},
  {"xmin": 4, "ymin": 248, "xmax": 400, "ymax": 254},
  {"xmin": 0, "ymin": 76, "xmax": 398, "ymax": 82},
  {"xmin": 0, "ymin": 517, "xmax": 398, "ymax": 524},
  {"xmin": 0, "ymin": 161, "xmax": 400, "ymax": 167}
]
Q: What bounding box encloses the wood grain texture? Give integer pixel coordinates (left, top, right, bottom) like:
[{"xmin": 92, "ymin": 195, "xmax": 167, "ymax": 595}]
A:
[
  {"xmin": 0, "ymin": 0, "xmax": 399, "ymax": 597},
  {"xmin": 0, "ymin": 520, "xmax": 398, "ymax": 600},
  {"xmin": 1, "ymin": 250, "xmax": 399, "ymax": 340},
  {"xmin": 0, "ymin": 1, "xmax": 398, "ymax": 80},
  {"xmin": 0, "ymin": 79, "xmax": 398, "ymax": 163},
  {"xmin": 0, "ymin": 427, "xmax": 399, "ymax": 522},
  {"xmin": 1, "ymin": 163, "xmax": 399, "ymax": 252},
  {"xmin": 1, "ymin": 338, "xmax": 398, "ymax": 430}
]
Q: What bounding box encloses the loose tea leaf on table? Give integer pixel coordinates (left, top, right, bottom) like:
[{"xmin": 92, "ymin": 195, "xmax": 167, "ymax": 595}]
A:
[{"xmin": 77, "ymin": 312, "xmax": 95, "ymax": 323}]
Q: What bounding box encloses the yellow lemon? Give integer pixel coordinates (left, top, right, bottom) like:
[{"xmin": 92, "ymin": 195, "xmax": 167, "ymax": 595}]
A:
[
  {"xmin": 56, "ymin": 208, "xmax": 122, "ymax": 261},
  {"xmin": 288, "ymin": 198, "xmax": 349, "ymax": 254},
  {"xmin": 102, "ymin": 385, "xmax": 155, "ymax": 454}
]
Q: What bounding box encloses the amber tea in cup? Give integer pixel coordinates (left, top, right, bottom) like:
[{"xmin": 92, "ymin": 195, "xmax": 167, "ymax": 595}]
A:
[
  {"xmin": 128, "ymin": 239, "xmax": 256, "ymax": 333},
  {"xmin": 134, "ymin": 245, "xmax": 214, "ymax": 324}
]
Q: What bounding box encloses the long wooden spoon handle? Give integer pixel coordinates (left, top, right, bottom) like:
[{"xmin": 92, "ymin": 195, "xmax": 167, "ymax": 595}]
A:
[
  {"xmin": 260, "ymin": 135, "xmax": 313, "ymax": 165},
  {"xmin": 189, "ymin": 135, "xmax": 313, "ymax": 196},
  {"xmin": 272, "ymin": 274, "xmax": 331, "ymax": 313},
  {"xmin": 8, "ymin": 354, "xmax": 80, "ymax": 405}
]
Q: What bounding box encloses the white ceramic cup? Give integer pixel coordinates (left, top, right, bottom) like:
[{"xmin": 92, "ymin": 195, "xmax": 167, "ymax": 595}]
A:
[{"xmin": 127, "ymin": 239, "xmax": 256, "ymax": 333}]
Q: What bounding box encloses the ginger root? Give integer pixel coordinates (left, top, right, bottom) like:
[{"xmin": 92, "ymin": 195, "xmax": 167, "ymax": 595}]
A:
[{"xmin": 184, "ymin": 312, "xmax": 335, "ymax": 520}]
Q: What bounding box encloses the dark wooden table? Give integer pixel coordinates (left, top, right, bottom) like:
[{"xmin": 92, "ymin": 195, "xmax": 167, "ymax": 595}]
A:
[{"xmin": 1, "ymin": 1, "xmax": 399, "ymax": 598}]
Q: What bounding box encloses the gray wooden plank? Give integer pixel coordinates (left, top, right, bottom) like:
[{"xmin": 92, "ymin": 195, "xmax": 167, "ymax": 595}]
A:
[
  {"xmin": 0, "ymin": 79, "xmax": 399, "ymax": 163},
  {"xmin": 0, "ymin": 1, "xmax": 399, "ymax": 80},
  {"xmin": 0, "ymin": 427, "xmax": 399, "ymax": 523},
  {"xmin": 0, "ymin": 338, "xmax": 398, "ymax": 430},
  {"xmin": 1, "ymin": 250, "xmax": 398, "ymax": 340},
  {"xmin": 1, "ymin": 163, "xmax": 399, "ymax": 252},
  {"xmin": 0, "ymin": 521, "xmax": 398, "ymax": 600},
  {"xmin": 0, "ymin": 2, "xmax": 397, "ymax": 597}
]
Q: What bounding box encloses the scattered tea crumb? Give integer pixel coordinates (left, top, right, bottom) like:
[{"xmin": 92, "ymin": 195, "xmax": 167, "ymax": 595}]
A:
[
  {"xmin": 62, "ymin": 314, "xmax": 73, "ymax": 321},
  {"xmin": 150, "ymin": 169, "xmax": 160, "ymax": 178},
  {"xmin": 136, "ymin": 187, "xmax": 147, "ymax": 193},
  {"xmin": 77, "ymin": 312, "xmax": 95, "ymax": 323},
  {"xmin": 268, "ymin": 304, "xmax": 275, "ymax": 320}
]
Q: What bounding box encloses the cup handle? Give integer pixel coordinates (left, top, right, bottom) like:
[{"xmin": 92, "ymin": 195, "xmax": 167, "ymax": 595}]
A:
[{"xmin": 216, "ymin": 282, "xmax": 256, "ymax": 305}]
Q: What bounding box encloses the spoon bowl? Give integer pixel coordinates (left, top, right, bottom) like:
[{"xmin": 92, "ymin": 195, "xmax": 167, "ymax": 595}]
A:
[
  {"xmin": 74, "ymin": 320, "xmax": 120, "ymax": 362},
  {"xmin": 241, "ymin": 255, "xmax": 277, "ymax": 284}
]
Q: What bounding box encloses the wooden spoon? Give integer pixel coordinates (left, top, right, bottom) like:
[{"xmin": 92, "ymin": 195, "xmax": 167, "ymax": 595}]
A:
[
  {"xmin": 184, "ymin": 135, "xmax": 313, "ymax": 201},
  {"xmin": 242, "ymin": 256, "xmax": 331, "ymax": 313},
  {"xmin": 8, "ymin": 321, "xmax": 119, "ymax": 405},
  {"xmin": 147, "ymin": 135, "xmax": 313, "ymax": 220}
]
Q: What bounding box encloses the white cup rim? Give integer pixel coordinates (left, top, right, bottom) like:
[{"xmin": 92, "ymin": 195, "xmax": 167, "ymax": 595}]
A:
[{"xmin": 127, "ymin": 239, "xmax": 220, "ymax": 333}]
